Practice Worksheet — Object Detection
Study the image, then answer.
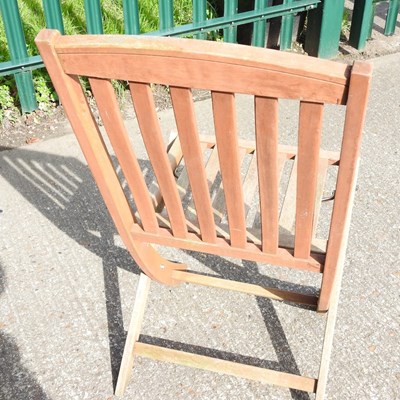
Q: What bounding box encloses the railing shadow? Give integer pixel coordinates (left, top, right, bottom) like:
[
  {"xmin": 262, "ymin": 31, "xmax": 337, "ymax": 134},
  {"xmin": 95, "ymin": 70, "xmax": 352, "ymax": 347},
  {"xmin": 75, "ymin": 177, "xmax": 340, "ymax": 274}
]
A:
[
  {"xmin": 0, "ymin": 147, "xmax": 137, "ymax": 387},
  {"xmin": 1, "ymin": 145, "xmax": 313, "ymax": 399},
  {"xmin": 0, "ymin": 260, "xmax": 52, "ymax": 400}
]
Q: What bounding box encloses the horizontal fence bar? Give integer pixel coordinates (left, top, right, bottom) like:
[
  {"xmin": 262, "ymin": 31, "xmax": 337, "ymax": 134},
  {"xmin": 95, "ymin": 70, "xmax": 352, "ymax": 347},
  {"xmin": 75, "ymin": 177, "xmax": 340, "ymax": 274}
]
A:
[
  {"xmin": 0, "ymin": 55, "xmax": 44, "ymax": 77},
  {"xmin": 146, "ymin": 0, "xmax": 320, "ymax": 37}
]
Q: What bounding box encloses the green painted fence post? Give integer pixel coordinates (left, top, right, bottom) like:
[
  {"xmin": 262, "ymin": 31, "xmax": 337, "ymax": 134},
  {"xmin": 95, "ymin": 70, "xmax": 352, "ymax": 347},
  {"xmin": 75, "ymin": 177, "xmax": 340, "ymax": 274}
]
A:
[
  {"xmin": 280, "ymin": 0, "xmax": 294, "ymax": 50},
  {"xmin": 252, "ymin": 0, "xmax": 268, "ymax": 47},
  {"xmin": 0, "ymin": 0, "xmax": 37, "ymax": 113},
  {"xmin": 123, "ymin": 0, "xmax": 140, "ymax": 34},
  {"xmin": 84, "ymin": 0, "xmax": 104, "ymax": 34},
  {"xmin": 348, "ymin": 0, "xmax": 374, "ymax": 50},
  {"xmin": 304, "ymin": 0, "xmax": 345, "ymax": 58},
  {"xmin": 224, "ymin": 0, "xmax": 238, "ymax": 43},
  {"xmin": 385, "ymin": 0, "xmax": 400, "ymax": 35},
  {"xmin": 42, "ymin": 0, "xmax": 65, "ymax": 33},
  {"xmin": 159, "ymin": 0, "xmax": 174, "ymax": 30},
  {"xmin": 193, "ymin": 0, "xmax": 207, "ymax": 39}
]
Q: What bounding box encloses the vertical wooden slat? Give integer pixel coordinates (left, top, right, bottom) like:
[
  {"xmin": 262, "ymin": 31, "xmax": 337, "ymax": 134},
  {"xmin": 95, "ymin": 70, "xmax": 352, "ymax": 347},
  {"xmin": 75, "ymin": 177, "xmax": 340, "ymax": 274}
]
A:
[
  {"xmin": 294, "ymin": 101, "xmax": 324, "ymax": 259},
  {"xmin": 170, "ymin": 86, "xmax": 217, "ymax": 243},
  {"xmin": 89, "ymin": 77, "xmax": 159, "ymax": 233},
  {"xmin": 278, "ymin": 156, "xmax": 297, "ymax": 233},
  {"xmin": 212, "ymin": 91, "xmax": 246, "ymax": 248},
  {"xmin": 129, "ymin": 82, "xmax": 187, "ymax": 238},
  {"xmin": 312, "ymin": 158, "xmax": 329, "ymax": 238},
  {"xmin": 318, "ymin": 62, "xmax": 372, "ymax": 311},
  {"xmin": 213, "ymin": 147, "xmax": 247, "ymax": 224},
  {"xmin": 255, "ymin": 96, "xmax": 279, "ymax": 254},
  {"xmin": 242, "ymin": 151, "xmax": 259, "ymax": 219}
]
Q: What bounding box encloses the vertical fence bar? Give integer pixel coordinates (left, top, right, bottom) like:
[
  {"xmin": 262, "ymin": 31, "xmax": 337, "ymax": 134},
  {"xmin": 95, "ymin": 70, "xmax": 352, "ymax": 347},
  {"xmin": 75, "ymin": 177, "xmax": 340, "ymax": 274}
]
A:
[
  {"xmin": 123, "ymin": 0, "xmax": 140, "ymax": 34},
  {"xmin": 193, "ymin": 0, "xmax": 207, "ymax": 39},
  {"xmin": 42, "ymin": 0, "xmax": 64, "ymax": 33},
  {"xmin": 348, "ymin": 0, "xmax": 374, "ymax": 50},
  {"xmin": 280, "ymin": 0, "xmax": 294, "ymax": 50},
  {"xmin": 84, "ymin": 0, "xmax": 104, "ymax": 34},
  {"xmin": 223, "ymin": 0, "xmax": 238, "ymax": 43},
  {"xmin": 0, "ymin": 0, "xmax": 37, "ymax": 112},
  {"xmin": 384, "ymin": 0, "xmax": 400, "ymax": 35},
  {"xmin": 159, "ymin": 0, "xmax": 174, "ymax": 30},
  {"xmin": 252, "ymin": 0, "xmax": 268, "ymax": 47},
  {"xmin": 304, "ymin": 0, "xmax": 345, "ymax": 58},
  {"xmin": 367, "ymin": 2, "xmax": 376, "ymax": 39}
]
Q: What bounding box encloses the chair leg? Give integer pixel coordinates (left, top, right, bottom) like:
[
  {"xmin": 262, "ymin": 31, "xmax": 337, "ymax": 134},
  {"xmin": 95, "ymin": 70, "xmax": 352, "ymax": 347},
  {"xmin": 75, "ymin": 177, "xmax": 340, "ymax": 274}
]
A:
[
  {"xmin": 315, "ymin": 265, "xmax": 343, "ymax": 400},
  {"xmin": 115, "ymin": 273, "xmax": 152, "ymax": 397}
]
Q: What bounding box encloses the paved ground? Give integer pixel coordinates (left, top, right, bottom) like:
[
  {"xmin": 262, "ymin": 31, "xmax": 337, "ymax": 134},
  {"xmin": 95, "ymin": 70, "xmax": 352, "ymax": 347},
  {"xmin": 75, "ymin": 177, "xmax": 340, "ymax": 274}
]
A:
[{"xmin": 0, "ymin": 52, "xmax": 399, "ymax": 400}]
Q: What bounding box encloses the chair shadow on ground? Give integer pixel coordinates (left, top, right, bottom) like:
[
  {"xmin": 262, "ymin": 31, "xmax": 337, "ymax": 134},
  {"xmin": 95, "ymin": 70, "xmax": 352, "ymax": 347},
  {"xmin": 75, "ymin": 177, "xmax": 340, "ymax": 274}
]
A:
[
  {"xmin": 0, "ymin": 260, "xmax": 52, "ymax": 400},
  {"xmin": 0, "ymin": 145, "xmax": 313, "ymax": 400}
]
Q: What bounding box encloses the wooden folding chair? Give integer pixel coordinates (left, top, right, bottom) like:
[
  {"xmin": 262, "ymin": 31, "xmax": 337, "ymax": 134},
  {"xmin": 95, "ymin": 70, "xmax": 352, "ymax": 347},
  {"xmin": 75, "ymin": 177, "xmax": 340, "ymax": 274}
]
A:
[{"xmin": 36, "ymin": 29, "xmax": 372, "ymax": 399}]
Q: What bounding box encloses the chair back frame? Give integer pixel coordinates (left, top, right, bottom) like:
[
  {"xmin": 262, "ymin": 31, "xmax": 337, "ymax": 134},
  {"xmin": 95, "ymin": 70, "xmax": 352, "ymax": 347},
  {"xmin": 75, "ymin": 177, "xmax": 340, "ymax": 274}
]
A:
[{"xmin": 36, "ymin": 29, "xmax": 372, "ymax": 398}]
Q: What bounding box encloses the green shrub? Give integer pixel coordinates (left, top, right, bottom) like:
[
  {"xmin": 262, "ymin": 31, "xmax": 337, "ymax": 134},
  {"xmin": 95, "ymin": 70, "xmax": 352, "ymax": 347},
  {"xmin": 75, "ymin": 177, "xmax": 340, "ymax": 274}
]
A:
[{"xmin": 0, "ymin": 0, "xmax": 207, "ymax": 119}]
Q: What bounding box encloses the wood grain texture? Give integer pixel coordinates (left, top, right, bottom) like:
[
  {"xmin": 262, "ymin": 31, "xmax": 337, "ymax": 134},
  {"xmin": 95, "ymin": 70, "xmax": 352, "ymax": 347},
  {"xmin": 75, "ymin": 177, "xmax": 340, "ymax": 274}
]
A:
[
  {"xmin": 170, "ymin": 86, "xmax": 217, "ymax": 243},
  {"xmin": 171, "ymin": 270, "xmax": 318, "ymax": 306},
  {"xmin": 312, "ymin": 158, "xmax": 330, "ymax": 238},
  {"xmin": 129, "ymin": 82, "xmax": 187, "ymax": 238},
  {"xmin": 131, "ymin": 224, "xmax": 324, "ymax": 273},
  {"xmin": 89, "ymin": 77, "xmax": 159, "ymax": 233},
  {"xmin": 279, "ymin": 156, "xmax": 298, "ymax": 233},
  {"xmin": 134, "ymin": 342, "xmax": 317, "ymax": 393},
  {"xmin": 59, "ymin": 53, "xmax": 348, "ymax": 104},
  {"xmin": 294, "ymin": 101, "xmax": 324, "ymax": 259},
  {"xmin": 54, "ymin": 33, "xmax": 350, "ymax": 84},
  {"xmin": 255, "ymin": 96, "xmax": 279, "ymax": 254},
  {"xmin": 212, "ymin": 92, "xmax": 246, "ymax": 248},
  {"xmin": 318, "ymin": 62, "xmax": 372, "ymax": 311}
]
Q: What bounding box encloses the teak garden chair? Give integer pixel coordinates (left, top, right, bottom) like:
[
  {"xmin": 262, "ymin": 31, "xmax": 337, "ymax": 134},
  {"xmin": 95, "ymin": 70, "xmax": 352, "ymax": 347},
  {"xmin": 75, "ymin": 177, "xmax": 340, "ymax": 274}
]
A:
[{"xmin": 35, "ymin": 29, "xmax": 372, "ymax": 399}]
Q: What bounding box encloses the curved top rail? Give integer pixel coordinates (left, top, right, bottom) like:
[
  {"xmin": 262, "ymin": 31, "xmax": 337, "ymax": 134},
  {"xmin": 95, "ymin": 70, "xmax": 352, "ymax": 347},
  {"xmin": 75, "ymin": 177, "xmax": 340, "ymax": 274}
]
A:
[{"xmin": 35, "ymin": 29, "xmax": 363, "ymax": 104}]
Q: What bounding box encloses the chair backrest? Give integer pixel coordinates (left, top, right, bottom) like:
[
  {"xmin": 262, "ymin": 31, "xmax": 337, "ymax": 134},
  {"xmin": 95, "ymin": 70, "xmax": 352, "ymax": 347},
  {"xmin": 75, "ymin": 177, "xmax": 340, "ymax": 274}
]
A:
[{"xmin": 36, "ymin": 29, "xmax": 372, "ymax": 311}]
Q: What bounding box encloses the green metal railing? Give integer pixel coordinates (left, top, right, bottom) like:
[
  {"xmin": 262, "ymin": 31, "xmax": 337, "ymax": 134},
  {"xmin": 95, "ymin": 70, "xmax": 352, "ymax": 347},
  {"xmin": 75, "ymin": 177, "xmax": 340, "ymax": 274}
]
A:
[
  {"xmin": 0, "ymin": 0, "xmax": 320, "ymax": 113},
  {"xmin": 0, "ymin": 0, "xmax": 398, "ymax": 114},
  {"xmin": 349, "ymin": 0, "xmax": 400, "ymax": 50}
]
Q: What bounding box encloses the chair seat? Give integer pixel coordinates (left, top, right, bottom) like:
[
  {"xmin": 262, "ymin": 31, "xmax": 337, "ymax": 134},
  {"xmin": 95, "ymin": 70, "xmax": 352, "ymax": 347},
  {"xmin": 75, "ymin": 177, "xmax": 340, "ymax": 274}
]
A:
[{"xmin": 148, "ymin": 135, "xmax": 339, "ymax": 256}]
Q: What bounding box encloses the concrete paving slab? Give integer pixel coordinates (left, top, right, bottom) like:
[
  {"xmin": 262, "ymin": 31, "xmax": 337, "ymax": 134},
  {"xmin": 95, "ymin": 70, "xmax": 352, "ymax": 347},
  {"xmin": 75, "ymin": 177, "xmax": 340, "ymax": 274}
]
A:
[{"xmin": 0, "ymin": 53, "xmax": 399, "ymax": 400}]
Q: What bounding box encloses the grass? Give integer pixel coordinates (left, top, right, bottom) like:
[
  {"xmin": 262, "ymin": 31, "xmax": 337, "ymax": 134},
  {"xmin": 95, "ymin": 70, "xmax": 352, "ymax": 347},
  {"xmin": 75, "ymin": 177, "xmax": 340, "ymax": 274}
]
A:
[{"xmin": 0, "ymin": 0, "xmax": 202, "ymax": 122}]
